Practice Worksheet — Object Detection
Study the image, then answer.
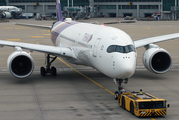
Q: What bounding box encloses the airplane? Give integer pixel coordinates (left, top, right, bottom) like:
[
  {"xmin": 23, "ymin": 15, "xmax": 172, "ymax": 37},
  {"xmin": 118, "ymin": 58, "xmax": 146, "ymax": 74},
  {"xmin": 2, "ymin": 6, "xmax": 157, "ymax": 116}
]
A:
[
  {"xmin": 0, "ymin": 0, "xmax": 179, "ymax": 99},
  {"xmin": 0, "ymin": 6, "xmax": 22, "ymax": 19}
]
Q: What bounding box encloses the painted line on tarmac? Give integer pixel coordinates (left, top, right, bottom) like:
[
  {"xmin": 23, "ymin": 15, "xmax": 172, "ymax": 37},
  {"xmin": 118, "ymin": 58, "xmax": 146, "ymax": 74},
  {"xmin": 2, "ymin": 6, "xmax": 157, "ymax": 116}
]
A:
[
  {"xmin": 31, "ymin": 36, "xmax": 44, "ymax": 38},
  {"xmin": 42, "ymin": 30, "xmax": 50, "ymax": 36},
  {"xmin": 6, "ymin": 39, "xmax": 21, "ymax": 41},
  {"xmin": 43, "ymin": 30, "xmax": 50, "ymax": 32},
  {"xmin": 57, "ymin": 57, "xmax": 115, "ymax": 95},
  {"xmin": 3, "ymin": 27, "xmax": 13, "ymax": 29},
  {"xmin": 43, "ymin": 34, "xmax": 50, "ymax": 35}
]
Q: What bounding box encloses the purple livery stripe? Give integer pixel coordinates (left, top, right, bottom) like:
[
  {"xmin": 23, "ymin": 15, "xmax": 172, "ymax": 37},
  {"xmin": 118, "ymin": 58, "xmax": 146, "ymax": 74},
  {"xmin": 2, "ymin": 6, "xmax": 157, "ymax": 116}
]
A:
[{"xmin": 51, "ymin": 21, "xmax": 80, "ymax": 45}]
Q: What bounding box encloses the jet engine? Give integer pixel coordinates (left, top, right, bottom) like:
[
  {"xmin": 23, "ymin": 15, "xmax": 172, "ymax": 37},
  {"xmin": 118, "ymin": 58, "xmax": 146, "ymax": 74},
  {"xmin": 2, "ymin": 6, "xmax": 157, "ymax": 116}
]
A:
[
  {"xmin": 2, "ymin": 12, "xmax": 11, "ymax": 18},
  {"xmin": 143, "ymin": 45, "xmax": 172, "ymax": 74},
  {"xmin": 7, "ymin": 51, "xmax": 34, "ymax": 78}
]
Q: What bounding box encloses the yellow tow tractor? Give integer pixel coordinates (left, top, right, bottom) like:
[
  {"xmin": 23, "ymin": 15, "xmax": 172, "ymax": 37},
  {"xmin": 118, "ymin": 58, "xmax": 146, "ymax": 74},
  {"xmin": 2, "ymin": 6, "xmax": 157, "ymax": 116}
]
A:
[{"xmin": 117, "ymin": 90, "xmax": 170, "ymax": 117}]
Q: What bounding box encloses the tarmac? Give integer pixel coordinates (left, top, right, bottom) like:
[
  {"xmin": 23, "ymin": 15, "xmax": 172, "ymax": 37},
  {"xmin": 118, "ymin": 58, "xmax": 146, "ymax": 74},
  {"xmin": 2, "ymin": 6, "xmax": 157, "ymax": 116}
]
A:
[{"xmin": 0, "ymin": 18, "xmax": 179, "ymax": 120}]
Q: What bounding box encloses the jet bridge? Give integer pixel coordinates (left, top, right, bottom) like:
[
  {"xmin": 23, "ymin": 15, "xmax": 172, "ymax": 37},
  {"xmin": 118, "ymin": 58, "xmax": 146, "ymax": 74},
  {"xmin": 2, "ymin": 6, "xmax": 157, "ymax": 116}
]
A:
[{"xmin": 63, "ymin": 6, "xmax": 92, "ymax": 20}]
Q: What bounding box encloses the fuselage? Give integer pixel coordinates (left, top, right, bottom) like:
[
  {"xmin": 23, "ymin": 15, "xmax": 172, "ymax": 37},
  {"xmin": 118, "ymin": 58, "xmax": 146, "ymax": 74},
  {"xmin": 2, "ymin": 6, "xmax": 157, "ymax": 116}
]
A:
[
  {"xmin": 0, "ymin": 6, "xmax": 21, "ymax": 12},
  {"xmin": 51, "ymin": 20, "xmax": 137, "ymax": 79}
]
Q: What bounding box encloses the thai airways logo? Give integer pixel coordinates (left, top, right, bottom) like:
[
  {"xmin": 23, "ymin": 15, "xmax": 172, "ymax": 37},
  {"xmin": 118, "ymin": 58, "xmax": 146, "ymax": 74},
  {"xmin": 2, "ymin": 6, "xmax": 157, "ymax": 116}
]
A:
[{"xmin": 82, "ymin": 33, "xmax": 93, "ymax": 43}]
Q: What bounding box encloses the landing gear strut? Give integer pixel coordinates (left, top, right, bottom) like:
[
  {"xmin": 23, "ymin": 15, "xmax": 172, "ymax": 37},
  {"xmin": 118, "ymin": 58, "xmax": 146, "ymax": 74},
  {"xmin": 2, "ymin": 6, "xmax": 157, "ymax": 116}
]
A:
[
  {"xmin": 114, "ymin": 78, "xmax": 128, "ymax": 100},
  {"xmin": 40, "ymin": 54, "xmax": 57, "ymax": 76}
]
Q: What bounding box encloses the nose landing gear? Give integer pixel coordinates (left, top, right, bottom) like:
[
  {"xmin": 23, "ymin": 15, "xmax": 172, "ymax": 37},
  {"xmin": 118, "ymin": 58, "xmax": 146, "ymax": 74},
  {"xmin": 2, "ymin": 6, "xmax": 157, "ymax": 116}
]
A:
[{"xmin": 114, "ymin": 78, "xmax": 128, "ymax": 100}]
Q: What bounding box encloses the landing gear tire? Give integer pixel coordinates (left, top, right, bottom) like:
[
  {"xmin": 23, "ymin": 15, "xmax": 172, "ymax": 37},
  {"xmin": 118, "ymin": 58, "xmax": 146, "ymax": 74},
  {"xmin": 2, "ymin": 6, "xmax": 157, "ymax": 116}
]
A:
[
  {"xmin": 40, "ymin": 54, "xmax": 57, "ymax": 76},
  {"xmin": 114, "ymin": 91, "xmax": 119, "ymax": 100},
  {"xmin": 51, "ymin": 66, "xmax": 57, "ymax": 76},
  {"xmin": 40, "ymin": 67, "xmax": 46, "ymax": 76}
]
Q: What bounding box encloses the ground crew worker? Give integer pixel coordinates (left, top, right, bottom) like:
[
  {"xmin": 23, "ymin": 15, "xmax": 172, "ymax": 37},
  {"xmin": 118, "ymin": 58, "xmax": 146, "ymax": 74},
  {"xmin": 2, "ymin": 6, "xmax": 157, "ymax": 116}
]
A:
[
  {"xmin": 140, "ymin": 89, "xmax": 143, "ymax": 94},
  {"xmin": 121, "ymin": 88, "xmax": 126, "ymax": 94}
]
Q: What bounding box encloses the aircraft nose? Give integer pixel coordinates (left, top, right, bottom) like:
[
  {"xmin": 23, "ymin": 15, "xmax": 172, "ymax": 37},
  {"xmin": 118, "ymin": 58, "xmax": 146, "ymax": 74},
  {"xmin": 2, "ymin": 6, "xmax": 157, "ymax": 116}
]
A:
[
  {"xmin": 115, "ymin": 55, "xmax": 136, "ymax": 79},
  {"xmin": 121, "ymin": 63, "xmax": 135, "ymax": 78}
]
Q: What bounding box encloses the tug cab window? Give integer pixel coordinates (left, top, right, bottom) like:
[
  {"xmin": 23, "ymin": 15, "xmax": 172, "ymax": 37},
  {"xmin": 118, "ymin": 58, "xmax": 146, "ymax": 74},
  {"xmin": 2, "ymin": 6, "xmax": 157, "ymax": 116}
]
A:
[{"xmin": 107, "ymin": 45, "xmax": 135, "ymax": 53}]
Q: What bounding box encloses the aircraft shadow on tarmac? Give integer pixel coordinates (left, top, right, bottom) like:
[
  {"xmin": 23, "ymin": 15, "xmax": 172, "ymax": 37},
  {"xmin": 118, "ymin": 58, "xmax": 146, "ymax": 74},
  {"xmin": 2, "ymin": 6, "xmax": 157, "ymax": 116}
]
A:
[
  {"xmin": 132, "ymin": 70, "xmax": 170, "ymax": 80},
  {"xmin": 2, "ymin": 69, "xmax": 171, "ymax": 85},
  {"xmin": 4, "ymin": 70, "xmax": 108, "ymax": 84}
]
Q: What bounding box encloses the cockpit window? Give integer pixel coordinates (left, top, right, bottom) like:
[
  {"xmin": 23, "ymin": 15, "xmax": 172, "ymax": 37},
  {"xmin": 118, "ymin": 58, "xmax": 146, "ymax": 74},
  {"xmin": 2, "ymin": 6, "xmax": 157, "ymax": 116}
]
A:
[
  {"xmin": 116, "ymin": 46, "xmax": 124, "ymax": 53},
  {"xmin": 107, "ymin": 45, "xmax": 136, "ymax": 53},
  {"xmin": 125, "ymin": 46, "xmax": 130, "ymax": 53}
]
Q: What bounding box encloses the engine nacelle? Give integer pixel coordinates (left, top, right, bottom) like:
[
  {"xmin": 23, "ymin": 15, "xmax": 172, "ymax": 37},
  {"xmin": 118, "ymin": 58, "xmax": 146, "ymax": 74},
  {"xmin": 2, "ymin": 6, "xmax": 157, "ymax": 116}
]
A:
[
  {"xmin": 2, "ymin": 12, "xmax": 11, "ymax": 18},
  {"xmin": 7, "ymin": 51, "xmax": 34, "ymax": 78},
  {"xmin": 143, "ymin": 47, "xmax": 172, "ymax": 74}
]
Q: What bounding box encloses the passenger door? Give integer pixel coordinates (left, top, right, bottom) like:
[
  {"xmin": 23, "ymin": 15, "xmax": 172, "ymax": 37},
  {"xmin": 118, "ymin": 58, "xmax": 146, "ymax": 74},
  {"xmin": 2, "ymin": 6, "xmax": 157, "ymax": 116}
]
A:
[{"xmin": 93, "ymin": 38, "xmax": 101, "ymax": 57}]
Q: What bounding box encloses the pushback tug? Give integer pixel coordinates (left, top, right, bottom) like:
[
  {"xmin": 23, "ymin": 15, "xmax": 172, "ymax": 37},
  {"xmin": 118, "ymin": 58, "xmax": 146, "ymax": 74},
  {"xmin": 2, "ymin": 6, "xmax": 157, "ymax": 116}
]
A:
[{"xmin": 117, "ymin": 90, "xmax": 169, "ymax": 117}]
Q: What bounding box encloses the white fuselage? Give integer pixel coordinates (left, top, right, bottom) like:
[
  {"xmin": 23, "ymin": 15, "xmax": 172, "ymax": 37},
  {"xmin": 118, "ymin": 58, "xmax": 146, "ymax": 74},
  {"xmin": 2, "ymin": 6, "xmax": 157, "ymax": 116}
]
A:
[
  {"xmin": 51, "ymin": 21, "xmax": 137, "ymax": 79},
  {"xmin": 0, "ymin": 6, "xmax": 21, "ymax": 12}
]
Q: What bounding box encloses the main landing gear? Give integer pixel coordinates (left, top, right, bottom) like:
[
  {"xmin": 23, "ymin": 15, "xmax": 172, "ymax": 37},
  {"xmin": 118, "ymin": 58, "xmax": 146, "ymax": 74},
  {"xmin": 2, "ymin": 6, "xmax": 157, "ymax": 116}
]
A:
[
  {"xmin": 40, "ymin": 54, "xmax": 57, "ymax": 76},
  {"xmin": 114, "ymin": 78, "xmax": 128, "ymax": 100}
]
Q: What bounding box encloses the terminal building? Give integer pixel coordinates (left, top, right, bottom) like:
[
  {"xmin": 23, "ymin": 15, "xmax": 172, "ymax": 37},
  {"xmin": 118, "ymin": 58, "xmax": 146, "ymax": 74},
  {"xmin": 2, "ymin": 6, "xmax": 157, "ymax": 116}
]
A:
[{"xmin": 1, "ymin": 0, "xmax": 179, "ymax": 19}]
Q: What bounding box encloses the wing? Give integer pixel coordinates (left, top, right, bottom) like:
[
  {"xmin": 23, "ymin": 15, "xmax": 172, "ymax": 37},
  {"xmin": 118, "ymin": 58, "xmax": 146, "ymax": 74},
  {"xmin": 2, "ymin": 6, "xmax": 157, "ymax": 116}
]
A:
[
  {"xmin": 0, "ymin": 40, "xmax": 74, "ymax": 58},
  {"xmin": 15, "ymin": 23, "xmax": 51, "ymax": 29},
  {"xmin": 134, "ymin": 33, "xmax": 179, "ymax": 48},
  {"xmin": 2, "ymin": 21, "xmax": 72, "ymax": 58}
]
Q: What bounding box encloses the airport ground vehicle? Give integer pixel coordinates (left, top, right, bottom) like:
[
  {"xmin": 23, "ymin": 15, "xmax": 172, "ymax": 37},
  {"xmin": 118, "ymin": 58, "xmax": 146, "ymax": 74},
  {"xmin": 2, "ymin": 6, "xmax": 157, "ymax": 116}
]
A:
[{"xmin": 117, "ymin": 91, "xmax": 169, "ymax": 117}]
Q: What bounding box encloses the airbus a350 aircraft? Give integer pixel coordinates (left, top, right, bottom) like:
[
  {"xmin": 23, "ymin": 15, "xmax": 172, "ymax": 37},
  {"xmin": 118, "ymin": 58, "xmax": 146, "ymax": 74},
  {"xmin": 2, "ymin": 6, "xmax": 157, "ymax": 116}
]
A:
[{"xmin": 0, "ymin": 0, "xmax": 179, "ymax": 98}]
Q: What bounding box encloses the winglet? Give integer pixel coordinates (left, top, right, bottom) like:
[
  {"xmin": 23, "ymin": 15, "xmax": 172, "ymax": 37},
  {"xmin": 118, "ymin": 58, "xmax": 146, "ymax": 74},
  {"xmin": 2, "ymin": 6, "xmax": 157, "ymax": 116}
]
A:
[{"xmin": 56, "ymin": 0, "xmax": 63, "ymax": 21}]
